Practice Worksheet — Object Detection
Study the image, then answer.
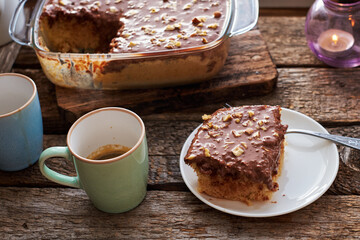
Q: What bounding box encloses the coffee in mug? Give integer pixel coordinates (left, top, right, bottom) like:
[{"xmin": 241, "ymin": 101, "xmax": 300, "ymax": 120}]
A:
[{"xmin": 87, "ymin": 144, "xmax": 130, "ymax": 160}]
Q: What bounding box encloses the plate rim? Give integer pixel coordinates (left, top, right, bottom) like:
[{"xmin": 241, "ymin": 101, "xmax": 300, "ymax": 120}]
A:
[{"xmin": 179, "ymin": 108, "xmax": 339, "ymax": 217}]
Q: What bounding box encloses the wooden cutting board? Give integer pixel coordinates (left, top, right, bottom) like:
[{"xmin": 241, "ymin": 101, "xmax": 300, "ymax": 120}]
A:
[{"xmin": 56, "ymin": 29, "xmax": 277, "ymax": 121}]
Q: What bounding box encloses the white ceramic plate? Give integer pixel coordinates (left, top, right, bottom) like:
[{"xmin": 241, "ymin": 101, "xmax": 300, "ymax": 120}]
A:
[{"xmin": 179, "ymin": 108, "xmax": 339, "ymax": 217}]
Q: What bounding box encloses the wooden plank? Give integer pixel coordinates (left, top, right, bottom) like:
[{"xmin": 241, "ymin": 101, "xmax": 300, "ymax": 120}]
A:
[
  {"xmin": 0, "ymin": 188, "xmax": 359, "ymax": 239},
  {"xmin": 154, "ymin": 67, "xmax": 360, "ymax": 125},
  {"xmin": 257, "ymin": 16, "xmax": 323, "ymax": 67},
  {"xmin": 228, "ymin": 68, "xmax": 360, "ymax": 124},
  {"xmin": 0, "ymin": 42, "xmax": 21, "ymax": 73},
  {"xmin": 60, "ymin": 67, "xmax": 360, "ymax": 124},
  {"xmin": 55, "ymin": 29, "xmax": 278, "ymax": 122},
  {"xmin": 134, "ymin": 66, "xmax": 360, "ymax": 126},
  {"xmin": 1, "ymin": 125, "xmax": 359, "ymax": 195},
  {"xmin": 9, "ymin": 66, "xmax": 360, "ymax": 134},
  {"xmin": 260, "ymin": 8, "xmax": 309, "ymax": 16},
  {"xmin": 12, "ymin": 46, "xmax": 41, "ymax": 69},
  {"xmin": 56, "ymin": 67, "xmax": 360, "ymax": 124}
]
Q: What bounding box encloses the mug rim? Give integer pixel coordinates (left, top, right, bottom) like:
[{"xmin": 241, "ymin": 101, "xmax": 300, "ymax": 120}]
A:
[
  {"xmin": 0, "ymin": 73, "xmax": 37, "ymax": 118},
  {"xmin": 67, "ymin": 107, "xmax": 146, "ymax": 164}
]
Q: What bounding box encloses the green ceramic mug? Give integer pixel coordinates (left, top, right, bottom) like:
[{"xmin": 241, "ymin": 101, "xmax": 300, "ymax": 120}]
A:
[{"xmin": 39, "ymin": 107, "xmax": 148, "ymax": 213}]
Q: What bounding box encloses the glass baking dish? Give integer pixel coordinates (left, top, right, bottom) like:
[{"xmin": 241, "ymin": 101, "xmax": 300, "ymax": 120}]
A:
[{"xmin": 10, "ymin": 0, "xmax": 258, "ymax": 90}]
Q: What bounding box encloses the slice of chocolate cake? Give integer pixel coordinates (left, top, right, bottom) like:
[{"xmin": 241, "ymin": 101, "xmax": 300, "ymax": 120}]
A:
[{"xmin": 184, "ymin": 105, "xmax": 288, "ymax": 205}]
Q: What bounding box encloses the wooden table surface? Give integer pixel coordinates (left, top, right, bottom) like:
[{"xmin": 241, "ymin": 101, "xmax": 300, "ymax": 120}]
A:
[{"xmin": 1, "ymin": 13, "xmax": 360, "ymax": 239}]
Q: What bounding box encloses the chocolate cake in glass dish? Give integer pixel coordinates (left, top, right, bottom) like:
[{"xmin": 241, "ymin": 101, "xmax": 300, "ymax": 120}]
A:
[
  {"xmin": 34, "ymin": 0, "xmax": 236, "ymax": 89},
  {"xmin": 39, "ymin": 0, "xmax": 227, "ymax": 53},
  {"xmin": 184, "ymin": 105, "xmax": 288, "ymax": 205},
  {"xmin": 12, "ymin": 0, "xmax": 257, "ymax": 89}
]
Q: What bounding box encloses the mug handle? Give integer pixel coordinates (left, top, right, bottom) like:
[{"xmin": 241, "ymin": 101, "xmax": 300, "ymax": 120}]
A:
[{"xmin": 39, "ymin": 147, "xmax": 81, "ymax": 188}]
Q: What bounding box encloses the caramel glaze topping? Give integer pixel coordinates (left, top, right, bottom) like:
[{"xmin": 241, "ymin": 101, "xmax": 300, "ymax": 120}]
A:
[
  {"xmin": 110, "ymin": 0, "xmax": 226, "ymax": 53},
  {"xmin": 185, "ymin": 106, "xmax": 288, "ymax": 191},
  {"xmin": 41, "ymin": 0, "xmax": 226, "ymax": 53}
]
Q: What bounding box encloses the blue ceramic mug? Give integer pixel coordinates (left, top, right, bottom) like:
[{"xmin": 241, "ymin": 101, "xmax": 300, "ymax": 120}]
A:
[{"xmin": 0, "ymin": 73, "xmax": 43, "ymax": 171}]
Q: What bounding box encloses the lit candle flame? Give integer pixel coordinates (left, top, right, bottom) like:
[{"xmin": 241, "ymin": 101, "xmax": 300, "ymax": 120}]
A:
[
  {"xmin": 318, "ymin": 29, "xmax": 354, "ymax": 53},
  {"xmin": 332, "ymin": 34, "xmax": 338, "ymax": 46}
]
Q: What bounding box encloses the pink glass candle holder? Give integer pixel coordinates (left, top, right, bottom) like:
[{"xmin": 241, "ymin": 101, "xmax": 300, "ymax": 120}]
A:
[{"xmin": 305, "ymin": 0, "xmax": 360, "ymax": 68}]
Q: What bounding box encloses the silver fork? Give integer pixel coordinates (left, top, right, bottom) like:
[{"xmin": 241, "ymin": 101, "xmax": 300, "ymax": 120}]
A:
[{"xmin": 286, "ymin": 129, "xmax": 360, "ymax": 150}]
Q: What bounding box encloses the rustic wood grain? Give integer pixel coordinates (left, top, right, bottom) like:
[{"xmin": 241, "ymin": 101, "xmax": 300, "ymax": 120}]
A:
[
  {"xmin": 0, "ymin": 42, "xmax": 21, "ymax": 73},
  {"xmin": 138, "ymin": 67, "xmax": 360, "ymax": 125},
  {"xmin": 55, "ymin": 29, "xmax": 278, "ymax": 121},
  {"xmin": 228, "ymin": 68, "xmax": 360, "ymax": 124},
  {"xmin": 11, "ymin": 66, "xmax": 360, "ymax": 132},
  {"xmin": 12, "ymin": 46, "xmax": 41, "ymax": 69},
  {"xmin": 1, "ymin": 124, "xmax": 359, "ymax": 195},
  {"xmin": 54, "ymin": 67, "xmax": 360, "ymax": 125},
  {"xmin": 258, "ymin": 16, "xmax": 323, "ymax": 67},
  {"xmin": 260, "ymin": 8, "xmax": 309, "ymax": 17},
  {"xmin": 258, "ymin": 17, "xmax": 326, "ymax": 67},
  {"xmin": 1, "ymin": 188, "xmax": 359, "ymax": 239}
]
